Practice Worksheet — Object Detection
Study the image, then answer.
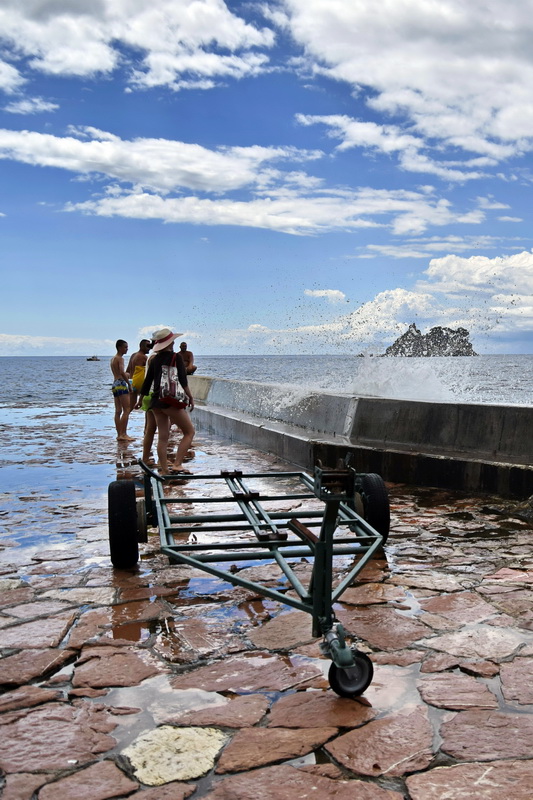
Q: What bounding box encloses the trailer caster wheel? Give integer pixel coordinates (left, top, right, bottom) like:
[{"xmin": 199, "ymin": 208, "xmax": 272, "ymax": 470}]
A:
[
  {"xmin": 108, "ymin": 480, "xmax": 139, "ymax": 569},
  {"xmin": 328, "ymin": 651, "xmax": 374, "ymax": 698}
]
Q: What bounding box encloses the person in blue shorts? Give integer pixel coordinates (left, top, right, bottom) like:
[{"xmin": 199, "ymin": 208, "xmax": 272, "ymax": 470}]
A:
[{"xmin": 110, "ymin": 339, "xmax": 133, "ymax": 440}]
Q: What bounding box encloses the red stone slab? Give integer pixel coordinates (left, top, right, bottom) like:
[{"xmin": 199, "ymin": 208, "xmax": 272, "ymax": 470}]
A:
[
  {"xmin": 0, "ymin": 648, "xmax": 75, "ymax": 685},
  {"xmin": 171, "ymin": 653, "xmax": 323, "ymax": 693},
  {"xmin": 500, "ymin": 658, "xmax": 533, "ymax": 705},
  {"xmin": 0, "ymin": 685, "xmax": 63, "ymax": 713},
  {"xmin": 205, "ymin": 764, "xmax": 402, "ymax": 799},
  {"xmin": 441, "ymin": 709, "xmax": 533, "ymax": 760},
  {"xmin": 0, "ymin": 587, "xmax": 34, "ymax": 607},
  {"xmin": 1, "ymin": 772, "xmax": 52, "ymax": 800},
  {"xmin": 335, "ymin": 605, "xmax": 429, "ymax": 650},
  {"xmin": 164, "ymin": 694, "xmax": 269, "ymax": 728},
  {"xmin": 417, "ymin": 673, "xmax": 498, "ymax": 709},
  {"xmin": 458, "ymin": 660, "xmax": 500, "ymax": 678},
  {"xmin": 72, "ymin": 646, "xmax": 163, "ymax": 688},
  {"xmin": 407, "ymin": 760, "xmax": 533, "ymax": 799},
  {"xmin": 0, "ymin": 702, "xmax": 116, "ymax": 772},
  {"xmin": 325, "ymin": 704, "xmax": 433, "ymax": 777},
  {"xmin": 339, "ymin": 583, "xmax": 407, "ymax": 605},
  {"xmin": 371, "ymin": 649, "xmax": 426, "ymax": 667},
  {"xmin": 67, "ymin": 608, "xmax": 113, "ymax": 648},
  {"xmin": 0, "ymin": 612, "xmax": 77, "ymax": 649},
  {"xmin": 420, "ymin": 653, "xmax": 460, "ymax": 672},
  {"xmin": 418, "ymin": 625, "xmax": 524, "ymax": 661},
  {"xmin": 38, "ymin": 760, "xmax": 138, "ymax": 800},
  {"xmin": 215, "ymin": 727, "xmax": 338, "ymax": 773},
  {"xmin": 247, "ymin": 611, "xmax": 318, "ymax": 650},
  {"xmin": 267, "ymin": 690, "xmax": 376, "ymax": 728},
  {"xmin": 418, "ymin": 591, "xmax": 497, "ymax": 624},
  {"xmin": 131, "ymin": 783, "xmax": 195, "ymax": 799},
  {"xmin": 4, "ymin": 600, "xmax": 74, "ymax": 620}
]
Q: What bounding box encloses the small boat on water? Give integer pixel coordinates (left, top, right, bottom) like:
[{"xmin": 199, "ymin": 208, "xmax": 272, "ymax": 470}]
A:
[{"xmin": 86, "ymin": 355, "xmax": 100, "ymax": 361}]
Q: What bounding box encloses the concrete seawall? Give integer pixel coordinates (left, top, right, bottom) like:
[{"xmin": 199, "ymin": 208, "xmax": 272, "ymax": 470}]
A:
[{"xmin": 189, "ymin": 375, "xmax": 533, "ymax": 498}]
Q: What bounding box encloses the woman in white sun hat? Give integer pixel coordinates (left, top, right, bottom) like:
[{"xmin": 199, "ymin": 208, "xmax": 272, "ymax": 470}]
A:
[{"xmin": 140, "ymin": 328, "xmax": 195, "ymax": 474}]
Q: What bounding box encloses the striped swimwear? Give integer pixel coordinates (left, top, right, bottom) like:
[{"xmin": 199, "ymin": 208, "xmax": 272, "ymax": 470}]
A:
[{"xmin": 111, "ymin": 379, "xmax": 130, "ymax": 397}]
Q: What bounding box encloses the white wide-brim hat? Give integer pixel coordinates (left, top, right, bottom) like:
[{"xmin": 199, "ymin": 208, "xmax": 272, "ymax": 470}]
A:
[{"xmin": 152, "ymin": 328, "xmax": 184, "ymax": 352}]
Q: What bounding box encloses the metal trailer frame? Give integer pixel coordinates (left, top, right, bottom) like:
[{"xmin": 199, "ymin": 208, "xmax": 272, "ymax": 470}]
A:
[{"xmin": 125, "ymin": 459, "xmax": 389, "ymax": 697}]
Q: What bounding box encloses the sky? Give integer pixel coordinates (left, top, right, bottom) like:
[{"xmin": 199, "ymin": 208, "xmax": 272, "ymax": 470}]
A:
[{"xmin": 2, "ymin": 0, "xmax": 533, "ymax": 356}]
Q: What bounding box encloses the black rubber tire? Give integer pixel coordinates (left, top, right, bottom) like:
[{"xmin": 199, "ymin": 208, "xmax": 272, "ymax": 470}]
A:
[
  {"xmin": 136, "ymin": 497, "xmax": 148, "ymax": 543},
  {"xmin": 108, "ymin": 480, "xmax": 139, "ymax": 569},
  {"xmin": 360, "ymin": 473, "xmax": 390, "ymax": 543},
  {"xmin": 328, "ymin": 651, "xmax": 374, "ymax": 697}
]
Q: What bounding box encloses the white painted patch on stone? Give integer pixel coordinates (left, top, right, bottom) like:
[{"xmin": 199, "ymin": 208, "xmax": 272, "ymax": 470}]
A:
[{"xmin": 123, "ymin": 725, "xmax": 228, "ymax": 784}]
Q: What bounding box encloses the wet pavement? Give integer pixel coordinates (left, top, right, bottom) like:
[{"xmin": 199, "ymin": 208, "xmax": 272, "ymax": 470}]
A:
[{"xmin": 1, "ymin": 405, "xmax": 533, "ymax": 798}]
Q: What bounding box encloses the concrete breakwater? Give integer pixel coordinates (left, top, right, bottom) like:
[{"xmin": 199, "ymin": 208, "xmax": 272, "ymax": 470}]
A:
[{"xmin": 190, "ymin": 375, "xmax": 533, "ymax": 498}]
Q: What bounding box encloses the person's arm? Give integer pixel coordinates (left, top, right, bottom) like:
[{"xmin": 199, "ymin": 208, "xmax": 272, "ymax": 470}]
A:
[
  {"xmin": 125, "ymin": 353, "xmax": 135, "ymax": 377},
  {"xmin": 117, "ymin": 356, "xmax": 131, "ymax": 387}
]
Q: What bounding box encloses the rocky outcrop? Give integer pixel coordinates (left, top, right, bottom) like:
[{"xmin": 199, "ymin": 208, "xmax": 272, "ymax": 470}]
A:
[{"xmin": 384, "ymin": 323, "xmax": 477, "ymax": 356}]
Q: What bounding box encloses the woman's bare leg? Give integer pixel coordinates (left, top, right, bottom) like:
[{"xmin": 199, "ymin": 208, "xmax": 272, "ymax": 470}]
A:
[
  {"xmin": 153, "ymin": 409, "xmax": 171, "ymax": 471},
  {"xmin": 166, "ymin": 408, "xmax": 195, "ymax": 469},
  {"xmin": 142, "ymin": 410, "xmax": 158, "ymax": 462}
]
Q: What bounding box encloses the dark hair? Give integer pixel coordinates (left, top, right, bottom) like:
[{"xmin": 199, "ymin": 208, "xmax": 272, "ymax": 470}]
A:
[
  {"xmin": 116, "ymin": 339, "xmax": 127, "ymax": 349},
  {"xmin": 140, "ymin": 339, "xmax": 151, "ymax": 348}
]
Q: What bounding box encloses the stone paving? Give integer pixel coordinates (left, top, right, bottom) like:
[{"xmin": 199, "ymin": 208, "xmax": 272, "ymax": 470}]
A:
[{"xmin": 1, "ymin": 406, "xmax": 533, "ymax": 798}]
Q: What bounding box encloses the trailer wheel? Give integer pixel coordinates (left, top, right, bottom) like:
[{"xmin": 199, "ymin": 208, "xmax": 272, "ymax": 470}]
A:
[
  {"xmin": 136, "ymin": 497, "xmax": 148, "ymax": 543},
  {"xmin": 108, "ymin": 480, "xmax": 139, "ymax": 569},
  {"xmin": 328, "ymin": 650, "xmax": 374, "ymax": 698},
  {"xmin": 361, "ymin": 473, "xmax": 390, "ymax": 543}
]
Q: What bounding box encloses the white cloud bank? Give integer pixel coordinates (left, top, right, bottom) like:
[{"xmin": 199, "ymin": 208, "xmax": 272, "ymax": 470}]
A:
[
  {"xmin": 0, "ymin": 0, "xmax": 274, "ymax": 93},
  {"xmin": 209, "ymin": 251, "xmax": 533, "ymax": 352},
  {"xmin": 0, "ymin": 127, "xmax": 492, "ymax": 235},
  {"xmin": 0, "ymin": 333, "xmax": 114, "ymax": 356},
  {"xmin": 286, "ymin": 0, "xmax": 533, "ymax": 173}
]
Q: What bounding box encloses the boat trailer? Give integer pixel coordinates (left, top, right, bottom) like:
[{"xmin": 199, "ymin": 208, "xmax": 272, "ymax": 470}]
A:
[{"xmin": 107, "ymin": 459, "xmax": 390, "ymax": 697}]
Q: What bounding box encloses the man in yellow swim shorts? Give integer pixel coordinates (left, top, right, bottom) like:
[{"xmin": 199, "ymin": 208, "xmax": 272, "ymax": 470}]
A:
[{"xmin": 126, "ymin": 339, "xmax": 153, "ymax": 411}]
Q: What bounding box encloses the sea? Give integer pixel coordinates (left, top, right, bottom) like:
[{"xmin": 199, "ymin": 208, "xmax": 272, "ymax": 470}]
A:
[{"xmin": 1, "ymin": 353, "xmax": 533, "ymax": 409}]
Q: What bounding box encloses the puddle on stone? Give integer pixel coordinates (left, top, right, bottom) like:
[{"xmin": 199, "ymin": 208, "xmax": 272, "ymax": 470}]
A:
[{"xmin": 98, "ymin": 674, "xmax": 229, "ymax": 750}]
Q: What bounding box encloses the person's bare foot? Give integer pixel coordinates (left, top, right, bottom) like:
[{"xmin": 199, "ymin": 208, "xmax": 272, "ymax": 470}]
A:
[{"xmin": 118, "ymin": 434, "xmax": 135, "ymax": 441}]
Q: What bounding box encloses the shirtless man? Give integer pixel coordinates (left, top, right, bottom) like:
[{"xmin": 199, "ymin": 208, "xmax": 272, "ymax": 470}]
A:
[
  {"xmin": 179, "ymin": 341, "xmax": 197, "ymax": 374},
  {"xmin": 110, "ymin": 340, "xmax": 133, "ymax": 440},
  {"xmin": 126, "ymin": 338, "xmax": 152, "ymax": 410}
]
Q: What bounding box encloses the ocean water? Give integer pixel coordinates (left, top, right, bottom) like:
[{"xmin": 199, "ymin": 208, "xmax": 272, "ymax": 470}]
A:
[{"xmin": 1, "ymin": 353, "xmax": 532, "ymax": 409}]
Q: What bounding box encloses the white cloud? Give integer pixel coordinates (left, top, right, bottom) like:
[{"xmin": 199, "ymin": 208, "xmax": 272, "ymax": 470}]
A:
[
  {"xmin": 0, "ymin": 59, "xmax": 25, "ymax": 93},
  {"xmin": 0, "ymin": 333, "xmax": 114, "ymax": 356},
  {"xmin": 0, "ymin": 0, "xmax": 275, "ymax": 90},
  {"xmin": 284, "ymin": 0, "xmax": 533, "ymax": 168},
  {"xmin": 304, "ymin": 289, "xmax": 346, "ymax": 303},
  {"xmin": 3, "ymin": 96, "xmax": 59, "ymax": 114},
  {"xmin": 66, "ymin": 185, "xmax": 486, "ymax": 236},
  {"xmin": 361, "ymin": 234, "xmax": 505, "ymax": 259},
  {"xmin": 0, "ymin": 127, "xmax": 322, "ymax": 194}
]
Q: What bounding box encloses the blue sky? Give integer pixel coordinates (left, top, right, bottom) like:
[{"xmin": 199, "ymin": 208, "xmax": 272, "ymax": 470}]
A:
[{"xmin": 1, "ymin": 0, "xmax": 533, "ymax": 355}]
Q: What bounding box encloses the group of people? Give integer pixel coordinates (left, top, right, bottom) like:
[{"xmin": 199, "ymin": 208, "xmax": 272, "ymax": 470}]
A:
[{"xmin": 110, "ymin": 329, "xmax": 197, "ymax": 473}]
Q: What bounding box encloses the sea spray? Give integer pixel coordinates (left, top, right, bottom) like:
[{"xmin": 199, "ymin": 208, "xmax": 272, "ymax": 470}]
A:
[{"xmin": 349, "ymin": 356, "xmax": 457, "ymax": 402}]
